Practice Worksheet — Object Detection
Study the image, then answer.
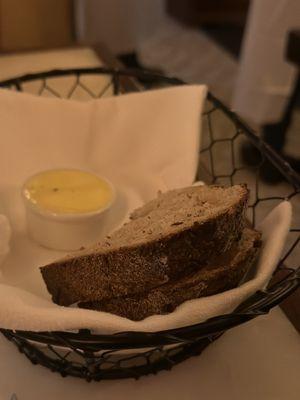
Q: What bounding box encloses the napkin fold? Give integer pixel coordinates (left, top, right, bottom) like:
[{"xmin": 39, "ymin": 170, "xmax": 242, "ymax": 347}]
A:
[{"xmin": 0, "ymin": 84, "xmax": 291, "ymax": 333}]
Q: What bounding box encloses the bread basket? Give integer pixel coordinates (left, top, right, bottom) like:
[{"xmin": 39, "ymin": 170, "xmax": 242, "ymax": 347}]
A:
[{"xmin": 0, "ymin": 67, "xmax": 299, "ymax": 381}]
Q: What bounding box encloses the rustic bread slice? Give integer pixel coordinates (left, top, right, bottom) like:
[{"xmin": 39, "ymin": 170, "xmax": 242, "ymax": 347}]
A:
[
  {"xmin": 40, "ymin": 184, "xmax": 248, "ymax": 306},
  {"xmin": 80, "ymin": 228, "xmax": 261, "ymax": 320}
]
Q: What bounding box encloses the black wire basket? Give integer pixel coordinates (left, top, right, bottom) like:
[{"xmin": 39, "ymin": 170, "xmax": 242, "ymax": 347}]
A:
[{"xmin": 0, "ymin": 67, "xmax": 299, "ymax": 382}]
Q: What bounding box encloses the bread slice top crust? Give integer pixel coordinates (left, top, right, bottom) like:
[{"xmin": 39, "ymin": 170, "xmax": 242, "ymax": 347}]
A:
[{"xmin": 56, "ymin": 184, "xmax": 248, "ymax": 260}]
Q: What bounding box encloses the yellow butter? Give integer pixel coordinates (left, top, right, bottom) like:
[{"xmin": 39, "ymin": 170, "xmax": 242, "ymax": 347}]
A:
[{"xmin": 24, "ymin": 169, "xmax": 113, "ymax": 214}]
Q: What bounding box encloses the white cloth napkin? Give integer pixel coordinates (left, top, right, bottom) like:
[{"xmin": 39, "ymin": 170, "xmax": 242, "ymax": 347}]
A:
[{"xmin": 0, "ymin": 85, "xmax": 291, "ymax": 333}]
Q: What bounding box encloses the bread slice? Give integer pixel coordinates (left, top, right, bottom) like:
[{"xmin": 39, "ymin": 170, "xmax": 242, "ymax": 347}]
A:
[
  {"xmin": 80, "ymin": 228, "xmax": 261, "ymax": 320},
  {"xmin": 40, "ymin": 184, "xmax": 249, "ymax": 306}
]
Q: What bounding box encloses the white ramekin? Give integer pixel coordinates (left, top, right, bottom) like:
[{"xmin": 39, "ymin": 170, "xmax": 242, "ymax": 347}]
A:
[{"xmin": 22, "ymin": 171, "xmax": 115, "ymax": 251}]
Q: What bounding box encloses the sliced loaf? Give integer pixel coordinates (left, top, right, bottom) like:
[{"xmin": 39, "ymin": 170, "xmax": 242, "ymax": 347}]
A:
[
  {"xmin": 80, "ymin": 228, "xmax": 261, "ymax": 320},
  {"xmin": 40, "ymin": 184, "xmax": 248, "ymax": 306}
]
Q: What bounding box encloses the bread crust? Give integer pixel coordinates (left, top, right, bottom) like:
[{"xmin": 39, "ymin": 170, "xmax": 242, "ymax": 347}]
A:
[{"xmin": 79, "ymin": 228, "xmax": 261, "ymax": 320}]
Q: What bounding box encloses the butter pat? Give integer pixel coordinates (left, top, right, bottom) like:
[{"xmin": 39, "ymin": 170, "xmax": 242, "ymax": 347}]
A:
[
  {"xmin": 22, "ymin": 169, "xmax": 115, "ymax": 251},
  {"xmin": 24, "ymin": 169, "xmax": 114, "ymax": 215}
]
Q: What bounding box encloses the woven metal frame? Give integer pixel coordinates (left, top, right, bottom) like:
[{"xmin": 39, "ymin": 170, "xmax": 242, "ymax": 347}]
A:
[{"xmin": 0, "ymin": 67, "xmax": 299, "ymax": 381}]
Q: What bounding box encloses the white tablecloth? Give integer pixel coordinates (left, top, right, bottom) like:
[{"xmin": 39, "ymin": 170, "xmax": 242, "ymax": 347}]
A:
[
  {"xmin": 0, "ymin": 47, "xmax": 102, "ymax": 81},
  {"xmin": 0, "ymin": 308, "xmax": 299, "ymax": 400}
]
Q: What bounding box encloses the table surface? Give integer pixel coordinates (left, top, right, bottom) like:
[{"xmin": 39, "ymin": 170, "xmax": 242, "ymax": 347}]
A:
[
  {"xmin": 0, "ymin": 47, "xmax": 103, "ymax": 81},
  {"xmin": 0, "ymin": 46, "xmax": 299, "ymax": 400},
  {"xmin": 0, "ymin": 307, "xmax": 299, "ymax": 400}
]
